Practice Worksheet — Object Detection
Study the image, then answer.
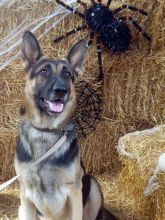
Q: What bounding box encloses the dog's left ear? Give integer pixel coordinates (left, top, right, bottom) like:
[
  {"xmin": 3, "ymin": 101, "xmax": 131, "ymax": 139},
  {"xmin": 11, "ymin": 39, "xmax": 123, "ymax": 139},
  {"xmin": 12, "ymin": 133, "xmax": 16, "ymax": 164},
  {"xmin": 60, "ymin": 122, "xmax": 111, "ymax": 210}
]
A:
[
  {"xmin": 22, "ymin": 31, "xmax": 42, "ymax": 70},
  {"xmin": 67, "ymin": 39, "xmax": 88, "ymax": 74}
]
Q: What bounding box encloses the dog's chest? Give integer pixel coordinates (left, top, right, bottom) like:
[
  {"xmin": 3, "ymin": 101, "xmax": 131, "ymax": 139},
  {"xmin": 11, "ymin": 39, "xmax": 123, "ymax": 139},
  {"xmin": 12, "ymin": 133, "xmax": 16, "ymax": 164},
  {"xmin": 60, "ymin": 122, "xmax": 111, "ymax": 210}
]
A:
[
  {"xmin": 20, "ymin": 159, "xmax": 80, "ymax": 219},
  {"xmin": 16, "ymin": 125, "xmax": 79, "ymax": 187},
  {"xmin": 15, "ymin": 122, "xmax": 81, "ymax": 218},
  {"xmin": 20, "ymin": 159, "xmax": 79, "ymax": 190},
  {"xmin": 23, "ymin": 165, "xmax": 77, "ymax": 219}
]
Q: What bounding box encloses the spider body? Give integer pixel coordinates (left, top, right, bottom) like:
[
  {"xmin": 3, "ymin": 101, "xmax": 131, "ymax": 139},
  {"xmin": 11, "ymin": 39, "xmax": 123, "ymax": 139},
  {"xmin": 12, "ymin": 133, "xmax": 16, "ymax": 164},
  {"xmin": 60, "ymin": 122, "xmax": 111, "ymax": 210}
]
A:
[
  {"xmin": 54, "ymin": 0, "xmax": 151, "ymax": 81},
  {"xmin": 86, "ymin": 4, "xmax": 112, "ymax": 32},
  {"xmin": 86, "ymin": 3, "xmax": 131, "ymax": 52}
]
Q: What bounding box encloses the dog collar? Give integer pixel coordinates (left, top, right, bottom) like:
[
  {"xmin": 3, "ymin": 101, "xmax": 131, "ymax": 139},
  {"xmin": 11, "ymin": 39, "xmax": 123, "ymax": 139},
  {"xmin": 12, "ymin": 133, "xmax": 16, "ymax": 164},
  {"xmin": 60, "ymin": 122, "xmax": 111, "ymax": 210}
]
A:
[{"xmin": 31, "ymin": 123, "xmax": 75, "ymax": 133}]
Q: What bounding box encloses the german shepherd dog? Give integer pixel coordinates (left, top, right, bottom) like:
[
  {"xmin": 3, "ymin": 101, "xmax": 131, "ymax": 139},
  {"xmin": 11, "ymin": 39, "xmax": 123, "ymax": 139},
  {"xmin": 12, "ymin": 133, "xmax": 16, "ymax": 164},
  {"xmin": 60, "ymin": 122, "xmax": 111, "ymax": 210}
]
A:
[{"xmin": 14, "ymin": 31, "xmax": 117, "ymax": 220}]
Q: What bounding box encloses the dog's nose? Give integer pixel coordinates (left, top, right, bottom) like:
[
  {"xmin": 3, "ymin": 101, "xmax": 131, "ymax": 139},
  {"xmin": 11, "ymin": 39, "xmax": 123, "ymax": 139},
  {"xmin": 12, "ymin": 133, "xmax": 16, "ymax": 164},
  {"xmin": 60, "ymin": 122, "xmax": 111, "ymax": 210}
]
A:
[{"xmin": 53, "ymin": 87, "xmax": 68, "ymax": 98}]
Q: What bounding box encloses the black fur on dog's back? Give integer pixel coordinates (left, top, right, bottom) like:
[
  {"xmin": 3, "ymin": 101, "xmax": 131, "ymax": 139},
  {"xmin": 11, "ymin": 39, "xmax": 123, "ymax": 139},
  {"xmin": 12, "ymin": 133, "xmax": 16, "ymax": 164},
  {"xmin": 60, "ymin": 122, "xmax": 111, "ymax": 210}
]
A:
[
  {"xmin": 97, "ymin": 208, "xmax": 117, "ymax": 220},
  {"xmin": 82, "ymin": 171, "xmax": 117, "ymax": 220}
]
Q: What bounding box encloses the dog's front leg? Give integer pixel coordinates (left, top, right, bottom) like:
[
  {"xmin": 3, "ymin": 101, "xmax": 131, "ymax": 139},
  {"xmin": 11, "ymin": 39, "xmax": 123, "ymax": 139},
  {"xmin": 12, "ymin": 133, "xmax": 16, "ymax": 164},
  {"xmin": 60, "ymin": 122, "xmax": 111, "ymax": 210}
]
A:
[
  {"xmin": 19, "ymin": 195, "xmax": 38, "ymax": 220},
  {"xmin": 70, "ymin": 188, "xmax": 83, "ymax": 220}
]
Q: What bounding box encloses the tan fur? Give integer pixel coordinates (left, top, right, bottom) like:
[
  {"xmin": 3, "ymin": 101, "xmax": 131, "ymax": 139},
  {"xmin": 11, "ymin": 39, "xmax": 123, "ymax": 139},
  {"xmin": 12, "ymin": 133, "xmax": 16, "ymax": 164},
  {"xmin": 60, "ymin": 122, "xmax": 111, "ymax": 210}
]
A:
[
  {"xmin": 83, "ymin": 177, "xmax": 102, "ymax": 220},
  {"xmin": 15, "ymin": 34, "xmax": 105, "ymax": 220},
  {"xmin": 15, "ymin": 150, "xmax": 83, "ymax": 220},
  {"xmin": 16, "ymin": 59, "xmax": 81, "ymax": 220},
  {"xmin": 23, "ymin": 61, "xmax": 77, "ymax": 130}
]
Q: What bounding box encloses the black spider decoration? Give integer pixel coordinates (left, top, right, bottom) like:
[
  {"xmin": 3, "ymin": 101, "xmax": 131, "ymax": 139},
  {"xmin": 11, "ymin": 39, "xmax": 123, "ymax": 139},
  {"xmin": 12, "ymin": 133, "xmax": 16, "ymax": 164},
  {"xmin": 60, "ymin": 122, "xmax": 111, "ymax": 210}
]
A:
[{"xmin": 54, "ymin": 0, "xmax": 151, "ymax": 81}]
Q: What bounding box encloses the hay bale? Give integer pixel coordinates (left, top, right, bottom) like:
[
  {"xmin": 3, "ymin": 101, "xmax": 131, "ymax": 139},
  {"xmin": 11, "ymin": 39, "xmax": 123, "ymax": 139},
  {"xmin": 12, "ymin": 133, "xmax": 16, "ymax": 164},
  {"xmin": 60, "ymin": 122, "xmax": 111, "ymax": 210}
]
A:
[
  {"xmin": 0, "ymin": 126, "xmax": 165, "ymax": 219},
  {"xmin": 98, "ymin": 125, "xmax": 165, "ymax": 220},
  {"xmin": 0, "ymin": 0, "xmax": 165, "ymax": 182},
  {"xmin": 0, "ymin": 185, "xmax": 19, "ymax": 219}
]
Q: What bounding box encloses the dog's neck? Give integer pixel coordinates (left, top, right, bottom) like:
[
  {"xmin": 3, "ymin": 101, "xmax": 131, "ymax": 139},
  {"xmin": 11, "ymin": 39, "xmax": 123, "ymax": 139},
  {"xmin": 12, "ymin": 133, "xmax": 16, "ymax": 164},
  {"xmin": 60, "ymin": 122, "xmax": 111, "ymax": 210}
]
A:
[
  {"xmin": 19, "ymin": 119, "xmax": 78, "ymax": 161},
  {"xmin": 30, "ymin": 122, "xmax": 75, "ymax": 134},
  {"xmin": 20, "ymin": 118, "xmax": 77, "ymax": 138}
]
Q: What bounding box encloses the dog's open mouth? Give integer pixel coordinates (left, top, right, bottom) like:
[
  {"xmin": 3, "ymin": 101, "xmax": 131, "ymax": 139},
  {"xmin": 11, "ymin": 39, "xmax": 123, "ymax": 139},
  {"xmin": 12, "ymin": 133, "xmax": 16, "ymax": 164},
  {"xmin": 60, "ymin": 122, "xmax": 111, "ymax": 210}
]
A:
[{"xmin": 40, "ymin": 98, "xmax": 64, "ymax": 114}]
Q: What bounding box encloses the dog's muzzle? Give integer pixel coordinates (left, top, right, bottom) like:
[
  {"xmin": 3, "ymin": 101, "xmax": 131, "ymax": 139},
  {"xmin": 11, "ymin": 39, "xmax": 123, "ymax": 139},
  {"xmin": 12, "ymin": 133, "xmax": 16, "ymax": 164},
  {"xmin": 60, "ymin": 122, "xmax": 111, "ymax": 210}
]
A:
[{"xmin": 40, "ymin": 86, "xmax": 68, "ymax": 114}]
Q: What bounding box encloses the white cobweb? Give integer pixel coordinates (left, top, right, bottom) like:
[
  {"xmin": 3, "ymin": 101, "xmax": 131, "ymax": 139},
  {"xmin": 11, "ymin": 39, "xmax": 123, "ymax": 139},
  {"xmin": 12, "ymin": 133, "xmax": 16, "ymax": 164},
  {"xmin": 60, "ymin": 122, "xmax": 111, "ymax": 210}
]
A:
[
  {"xmin": 117, "ymin": 125, "xmax": 165, "ymax": 195},
  {"xmin": 0, "ymin": 0, "xmax": 78, "ymax": 70}
]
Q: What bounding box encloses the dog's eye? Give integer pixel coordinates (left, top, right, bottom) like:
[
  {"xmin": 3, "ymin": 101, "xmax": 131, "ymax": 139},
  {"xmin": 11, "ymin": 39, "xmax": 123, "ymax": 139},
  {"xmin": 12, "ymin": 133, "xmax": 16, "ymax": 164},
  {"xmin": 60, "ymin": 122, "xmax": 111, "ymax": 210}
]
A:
[
  {"xmin": 63, "ymin": 71, "xmax": 72, "ymax": 78},
  {"xmin": 40, "ymin": 69, "xmax": 49, "ymax": 77}
]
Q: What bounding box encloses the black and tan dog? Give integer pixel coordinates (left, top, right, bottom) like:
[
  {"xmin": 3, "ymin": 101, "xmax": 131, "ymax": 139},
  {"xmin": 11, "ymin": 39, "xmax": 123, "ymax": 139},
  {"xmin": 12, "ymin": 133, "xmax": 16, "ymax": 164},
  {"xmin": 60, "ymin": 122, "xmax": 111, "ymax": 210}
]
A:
[{"xmin": 14, "ymin": 31, "xmax": 117, "ymax": 220}]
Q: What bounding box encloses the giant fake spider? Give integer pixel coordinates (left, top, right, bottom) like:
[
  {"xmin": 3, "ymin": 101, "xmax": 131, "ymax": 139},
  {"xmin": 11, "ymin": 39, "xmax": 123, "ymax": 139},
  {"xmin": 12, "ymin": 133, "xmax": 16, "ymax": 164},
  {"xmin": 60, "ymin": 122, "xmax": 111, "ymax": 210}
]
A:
[{"xmin": 54, "ymin": 0, "xmax": 151, "ymax": 81}]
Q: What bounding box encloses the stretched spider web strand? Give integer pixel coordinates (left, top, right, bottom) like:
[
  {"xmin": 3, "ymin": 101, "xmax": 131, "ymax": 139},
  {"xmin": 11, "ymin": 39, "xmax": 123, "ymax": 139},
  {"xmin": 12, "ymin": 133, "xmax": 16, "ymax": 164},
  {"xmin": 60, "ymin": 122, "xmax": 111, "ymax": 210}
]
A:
[
  {"xmin": 0, "ymin": 20, "xmax": 27, "ymax": 50},
  {"xmin": 0, "ymin": 53, "xmax": 21, "ymax": 71},
  {"xmin": 0, "ymin": 0, "xmax": 10, "ymax": 6},
  {"xmin": 0, "ymin": 11, "xmax": 69, "ymax": 71},
  {"xmin": 0, "ymin": 12, "xmax": 62, "ymax": 56},
  {"xmin": 1, "ymin": 1, "xmax": 81, "ymax": 55},
  {"xmin": 0, "ymin": 5, "xmax": 69, "ymax": 56},
  {"xmin": 0, "ymin": 0, "xmax": 78, "ymax": 71},
  {"xmin": 0, "ymin": 11, "xmax": 73, "ymax": 71}
]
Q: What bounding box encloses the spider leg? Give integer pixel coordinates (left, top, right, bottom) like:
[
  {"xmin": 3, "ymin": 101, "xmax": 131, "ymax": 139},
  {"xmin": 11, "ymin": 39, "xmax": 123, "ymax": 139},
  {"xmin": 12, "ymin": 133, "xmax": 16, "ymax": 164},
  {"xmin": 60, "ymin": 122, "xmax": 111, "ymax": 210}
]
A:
[
  {"xmin": 107, "ymin": 0, "xmax": 112, "ymax": 7},
  {"xmin": 77, "ymin": 0, "xmax": 87, "ymax": 9},
  {"xmin": 114, "ymin": 4, "xmax": 148, "ymax": 16},
  {"xmin": 96, "ymin": 35, "xmax": 104, "ymax": 82},
  {"xmin": 56, "ymin": 0, "xmax": 85, "ymax": 19},
  {"xmin": 119, "ymin": 16, "xmax": 151, "ymax": 41},
  {"xmin": 87, "ymin": 32, "xmax": 104, "ymax": 82},
  {"xmin": 87, "ymin": 31, "xmax": 95, "ymax": 47},
  {"xmin": 54, "ymin": 25, "xmax": 88, "ymax": 43},
  {"xmin": 91, "ymin": 0, "xmax": 96, "ymax": 5}
]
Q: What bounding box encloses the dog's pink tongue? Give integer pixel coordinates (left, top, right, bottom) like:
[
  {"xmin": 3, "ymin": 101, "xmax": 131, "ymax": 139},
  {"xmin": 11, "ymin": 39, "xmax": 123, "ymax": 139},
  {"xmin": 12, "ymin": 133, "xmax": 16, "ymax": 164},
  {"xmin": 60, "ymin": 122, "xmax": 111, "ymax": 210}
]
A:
[{"xmin": 48, "ymin": 101, "xmax": 64, "ymax": 113}]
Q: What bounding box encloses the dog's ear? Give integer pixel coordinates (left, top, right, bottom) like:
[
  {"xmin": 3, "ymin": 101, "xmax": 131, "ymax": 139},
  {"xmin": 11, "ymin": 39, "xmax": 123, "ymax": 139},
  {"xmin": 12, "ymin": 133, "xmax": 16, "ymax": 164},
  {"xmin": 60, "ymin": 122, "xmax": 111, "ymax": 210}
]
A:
[
  {"xmin": 67, "ymin": 39, "xmax": 87, "ymax": 74},
  {"xmin": 22, "ymin": 31, "xmax": 42, "ymax": 70}
]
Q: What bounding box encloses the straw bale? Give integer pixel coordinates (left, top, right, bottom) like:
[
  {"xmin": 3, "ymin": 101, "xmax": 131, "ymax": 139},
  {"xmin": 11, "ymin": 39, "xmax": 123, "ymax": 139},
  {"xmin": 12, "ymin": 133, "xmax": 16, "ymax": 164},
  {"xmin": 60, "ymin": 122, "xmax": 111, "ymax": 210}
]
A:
[
  {"xmin": 0, "ymin": 185, "xmax": 19, "ymax": 220},
  {"xmin": 0, "ymin": 0, "xmax": 165, "ymax": 182},
  {"xmin": 0, "ymin": 126, "xmax": 165, "ymax": 219},
  {"xmin": 97, "ymin": 125, "xmax": 165, "ymax": 220}
]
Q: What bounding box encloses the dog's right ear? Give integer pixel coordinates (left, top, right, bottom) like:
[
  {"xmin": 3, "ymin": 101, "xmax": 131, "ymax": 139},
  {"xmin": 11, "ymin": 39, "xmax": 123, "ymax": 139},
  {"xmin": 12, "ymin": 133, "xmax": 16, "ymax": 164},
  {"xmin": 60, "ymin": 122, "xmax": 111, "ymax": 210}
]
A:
[
  {"xmin": 67, "ymin": 39, "xmax": 87, "ymax": 75},
  {"xmin": 22, "ymin": 31, "xmax": 42, "ymax": 70}
]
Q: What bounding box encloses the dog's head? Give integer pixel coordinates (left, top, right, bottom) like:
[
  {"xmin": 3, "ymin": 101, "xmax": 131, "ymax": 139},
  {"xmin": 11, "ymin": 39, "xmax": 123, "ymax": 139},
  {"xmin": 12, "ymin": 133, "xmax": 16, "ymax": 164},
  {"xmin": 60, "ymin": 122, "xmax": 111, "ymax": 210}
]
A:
[{"xmin": 21, "ymin": 31, "xmax": 87, "ymax": 129}]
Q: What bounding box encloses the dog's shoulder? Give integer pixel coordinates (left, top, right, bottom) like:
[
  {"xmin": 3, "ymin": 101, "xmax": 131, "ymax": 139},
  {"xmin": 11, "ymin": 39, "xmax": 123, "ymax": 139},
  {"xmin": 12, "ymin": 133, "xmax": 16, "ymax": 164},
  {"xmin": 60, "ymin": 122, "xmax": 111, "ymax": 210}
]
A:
[
  {"xmin": 49, "ymin": 138, "xmax": 79, "ymax": 167},
  {"xmin": 16, "ymin": 137, "xmax": 32, "ymax": 162}
]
